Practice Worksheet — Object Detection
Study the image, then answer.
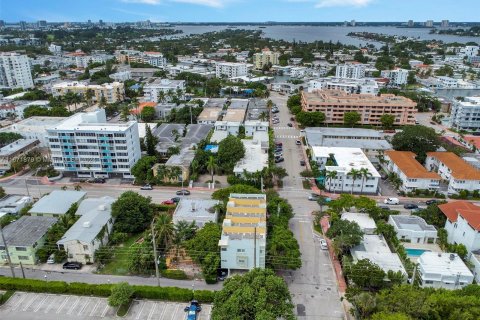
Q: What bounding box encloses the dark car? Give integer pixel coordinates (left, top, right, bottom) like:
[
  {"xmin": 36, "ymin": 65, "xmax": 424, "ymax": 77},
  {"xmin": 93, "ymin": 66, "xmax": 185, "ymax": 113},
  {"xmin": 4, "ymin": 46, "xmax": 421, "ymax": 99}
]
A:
[
  {"xmin": 274, "ymin": 157, "xmax": 285, "ymax": 163},
  {"xmin": 275, "ymin": 142, "xmax": 283, "ymax": 147},
  {"xmin": 378, "ymin": 205, "xmax": 391, "ymax": 211},
  {"xmin": 62, "ymin": 262, "xmax": 82, "ymax": 270},
  {"xmin": 184, "ymin": 300, "xmax": 202, "ymax": 320},
  {"xmin": 87, "ymin": 177, "xmax": 105, "ymax": 183},
  {"xmin": 404, "ymin": 203, "xmax": 419, "ymax": 210},
  {"xmin": 176, "ymin": 189, "xmax": 191, "ymax": 196},
  {"xmin": 425, "ymin": 199, "xmax": 438, "ymax": 205},
  {"xmin": 287, "ymin": 123, "xmax": 293, "ymax": 127},
  {"xmin": 171, "ymin": 197, "xmax": 181, "ymax": 203},
  {"xmin": 300, "ymin": 160, "xmax": 306, "ymax": 166},
  {"xmin": 290, "ymin": 117, "xmax": 295, "ymax": 121}
]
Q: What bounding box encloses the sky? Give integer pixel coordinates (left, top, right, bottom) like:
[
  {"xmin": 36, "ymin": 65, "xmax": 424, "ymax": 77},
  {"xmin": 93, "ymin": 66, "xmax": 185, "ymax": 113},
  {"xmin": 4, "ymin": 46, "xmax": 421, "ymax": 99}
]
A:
[{"xmin": 1, "ymin": 0, "xmax": 478, "ymax": 23}]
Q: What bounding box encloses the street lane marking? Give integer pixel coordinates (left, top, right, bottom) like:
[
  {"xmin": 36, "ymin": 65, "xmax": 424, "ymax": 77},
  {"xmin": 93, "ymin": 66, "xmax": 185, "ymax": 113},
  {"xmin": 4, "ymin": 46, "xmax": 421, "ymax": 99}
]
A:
[
  {"xmin": 78, "ymin": 297, "xmax": 90, "ymax": 316},
  {"xmin": 101, "ymin": 303, "xmax": 110, "ymax": 318},
  {"xmin": 12, "ymin": 293, "xmax": 27, "ymax": 311},
  {"xmin": 22, "ymin": 293, "xmax": 38, "ymax": 311}
]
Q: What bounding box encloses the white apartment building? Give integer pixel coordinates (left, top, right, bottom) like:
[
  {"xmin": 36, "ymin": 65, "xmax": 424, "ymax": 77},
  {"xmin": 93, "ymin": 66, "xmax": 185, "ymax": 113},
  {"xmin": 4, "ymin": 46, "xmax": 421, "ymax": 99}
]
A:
[
  {"xmin": 52, "ymin": 81, "xmax": 125, "ymax": 104},
  {"xmin": 418, "ymin": 252, "xmax": 473, "ymax": 290},
  {"xmin": 388, "ymin": 215, "xmax": 437, "ymax": 244},
  {"xmin": 380, "ymin": 68, "xmax": 409, "ymax": 86},
  {"xmin": 57, "ymin": 196, "xmax": 115, "ymax": 264},
  {"xmin": 215, "ymin": 62, "xmax": 248, "ymax": 79},
  {"xmin": 450, "ymin": 96, "xmax": 480, "ymax": 131},
  {"xmin": 219, "ymin": 194, "xmax": 267, "ymax": 275},
  {"xmin": 426, "ymin": 152, "xmax": 480, "ymax": 194},
  {"xmin": 307, "ymin": 77, "xmax": 378, "ymax": 95},
  {"xmin": 119, "ymin": 51, "xmax": 168, "ymax": 68},
  {"xmin": 143, "ymin": 78, "xmax": 185, "ymax": 103},
  {"xmin": 244, "ymin": 120, "xmax": 268, "ymax": 137},
  {"xmin": 110, "ymin": 70, "xmax": 131, "ymax": 82},
  {"xmin": 311, "ymin": 146, "xmax": 380, "ymax": 194},
  {"xmin": 254, "ymin": 49, "xmax": 279, "ymax": 70},
  {"xmin": 335, "ymin": 64, "xmax": 366, "ymax": 79},
  {"xmin": 290, "ymin": 67, "xmax": 308, "ymax": 78},
  {"xmin": 210, "ymin": 121, "xmax": 241, "ymax": 143},
  {"xmin": 384, "ymin": 151, "xmax": 441, "ymax": 193},
  {"xmin": 233, "ymin": 139, "xmax": 268, "ymax": 177},
  {"xmin": 46, "ymin": 109, "xmax": 141, "ymax": 178},
  {"xmin": 48, "ymin": 44, "xmax": 62, "ymax": 54},
  {"xmin": 75, "ymin": 54, "xmax": 112, "ymax": 68},
  {"xmin": 460, "ymin": 46, "xmax": 479, "ymax": 57},
  {"xmin": 437, "ymin": 76, "xmax": 458, "ymax": 88},
  {"xmin": 0, "ymin": 52, "xmax": 34, "ymax": 89}
]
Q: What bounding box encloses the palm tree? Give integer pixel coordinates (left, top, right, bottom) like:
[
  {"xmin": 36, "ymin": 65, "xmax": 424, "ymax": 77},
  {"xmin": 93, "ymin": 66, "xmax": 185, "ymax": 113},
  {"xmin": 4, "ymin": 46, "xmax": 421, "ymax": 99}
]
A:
[
  {"xmin": 157, "ymin": 91, "xmax": 166, "ymax": 103},
  {"xmin": 348, "ymin": 168, "xmax": 361, "ymax": 194},
  {"xmin": 74, "ymin": 184, "xmax": 82, "ymax": 191},
  {"xmin": 206, "ymin": 156, "xmax": 218, "ymax": 183},
  {"xmin": 156, "ymin": 165, "xmax": 169, "ymax": 182},
  {"xmin": 168, "ymin": 166, "xmax": 182, "ymax": 182},
  {"xmin": 172, "ymin": 220, "xmax": 197, "ymax": 261},
  {"xmin": 61, "ymin": 185, "xmax": 68, "ymax": 190},
  {"xmin": 326, "ymin": 170, "xmax": 338, "ymax": 193},
  {"xmin": 155, "ymin": 213, "xmax": 175, "ymax": 251},
  {"xmin": 85, "ymin": 89, "xmax": 94, "ymax": 107},
  {"xmin": 259, "ymin": 111, "xmax": 268, "ymax": 121},
  {"xmin": 359, "ymin": 168, "xmax": 373, "ymax": 194}
]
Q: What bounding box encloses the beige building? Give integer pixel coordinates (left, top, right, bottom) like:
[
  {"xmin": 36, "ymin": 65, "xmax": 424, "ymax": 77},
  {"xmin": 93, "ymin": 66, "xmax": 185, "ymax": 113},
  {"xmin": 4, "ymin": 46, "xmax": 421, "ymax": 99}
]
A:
[
  {"xmin": 254, "ymin": 49, "xmax": 280, "ymax": 70},
  {"xmin": 222, "ymin": 108, "xmax": 246, "ymax": 122},
  {"xmin": 0, "ymin": 139, "xmax": 39, "ymax": 172},
  {"xmin": 52, "ymin": 81, "xmax": 125, "ymax": 104},
  {"xmin": 197, "ymin": 107, "xmax": 222, "ymax": 124},
  {"xmin": 301, "ymin": 90, "xmax": 417, "ymax": 126}
]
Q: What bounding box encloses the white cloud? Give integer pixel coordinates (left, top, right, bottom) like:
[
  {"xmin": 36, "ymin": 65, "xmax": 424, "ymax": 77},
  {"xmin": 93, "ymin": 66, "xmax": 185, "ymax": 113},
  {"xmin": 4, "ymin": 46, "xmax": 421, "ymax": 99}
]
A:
[
  {"xmin": 121, "ymin": 0, "xmax": 162, "ymax": 4},
  {"xmin": 315, "ymin": 0, "xmax": 374, "ymax": 8},
  {"xmin": 120, "ymin": 0, "xmax": 227, "ymax": 7}
]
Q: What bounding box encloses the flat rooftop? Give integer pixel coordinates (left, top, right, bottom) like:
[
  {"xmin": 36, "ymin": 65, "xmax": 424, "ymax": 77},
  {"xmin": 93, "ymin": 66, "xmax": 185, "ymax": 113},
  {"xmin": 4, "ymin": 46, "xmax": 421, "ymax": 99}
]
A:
[
  {"xmin": 419, "ymin": 252, "xmax": 473, "ymax": 277},
  {"xmin": 341, "ymin": 212, "xmax": 377, "ymax": 231},
  {"xmin": 385, "ymin": 151, "xmax": 441, "ymax": 179},
  {"xmin": 229, "ymin": 99, "xmax": 249, "ymax": 109},
  {"xmin": 0, "ymin": 216, "xmax": 57, "ymax": 247},
  {"xmin": 222, "ymin": 108, "xmax": 246, "ymax": 122},
  {"xmin": 390, "ymin": 215, "xmax": 437, "ymax": 232},
  {"xmin": 173, "ymin": 199, "xmax": 219, "ymax": 221},
  {"xmin": 302, "ymin": 90, "xmax": 417, "ymax": 107},
  {"xmin": 197, "ymin": 108, "xmax": 222, "ymax": 122},
  {"xmin": 234, "ymin": 140, "xmax": 268, "ymax": 174},
  {"xmin": 29, "ymin": 190, "xmax": 86, "ymax": 215},
  {"xmin": 0, "ymin": 139, "xmax": 38, "ymax": 157}
]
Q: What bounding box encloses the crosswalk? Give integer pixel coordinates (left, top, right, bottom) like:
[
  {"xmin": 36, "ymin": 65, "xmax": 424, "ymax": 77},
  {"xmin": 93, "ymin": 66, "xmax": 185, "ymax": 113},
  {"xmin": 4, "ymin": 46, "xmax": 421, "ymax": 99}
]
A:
[
  {"xmin": 273, "ymin": 126, "xmax": 297, "ymax": 130},
  {"xmin": 274, "ymin": 135, "xmax": 300, "ymax": 139}
]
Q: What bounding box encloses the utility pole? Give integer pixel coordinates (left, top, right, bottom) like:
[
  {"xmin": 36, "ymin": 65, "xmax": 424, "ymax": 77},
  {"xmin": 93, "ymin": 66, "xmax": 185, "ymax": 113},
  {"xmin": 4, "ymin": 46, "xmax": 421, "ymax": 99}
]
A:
[
  {"xmin": 260, "ymin": 176, "xmax": 264, "ymax": 192},
  {"xmin": 0, "ymin": 225, "xmax": 15, "ymax": 278},
  {"xmin": 253, "ymin": 227, "xmax": 257, "ymax": 269},
  {"xmin": 151, "ymin": 220, "xmax": 160, "ymax": 287},
  {"xmin": 454, "ymin": 272, "xmax": 461, "ymax": 290},
  {"xmin": 24, "ymin": 179, "xmax": 30, "ymax": 197},
  {"xmin": 19, "ymin": 262, "xmax": 25, "ymax": 279},
  {"xmin": 411, "ymin": 265, "xmax": 417, "ymax": 286}
]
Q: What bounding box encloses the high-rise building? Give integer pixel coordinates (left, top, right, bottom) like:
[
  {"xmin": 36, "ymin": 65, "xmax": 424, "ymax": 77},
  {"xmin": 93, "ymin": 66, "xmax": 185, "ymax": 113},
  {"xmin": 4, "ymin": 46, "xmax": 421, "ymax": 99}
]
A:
[
  {"xmin": 335, "ymin": 64, "xmax": 366, "ymax": 79},
  {"xmin": 46, "ymin": 109, "xmax": 141, "ymax": 178},
  {"xmin": 380, "ymin": 68, "xmax": 410, "ymax": 86},
  {"xmin": 350, "ymin": 20, "xmax": 356, "ymax": 27},
  {"xmin": 0, "ymin": 52, "xmax": 34, "ymax": 89},
  {"xmin": 19, "ymin": 21, "xmax": 27, "ymax": 30},
  {"xmin": 0, "ymin": 20, "xmax": 5, "ymax": 28},
  {"xmin": 441, "ymin": 20, "xmax": 450, "ymax": 28},
  {"xmin": 426, "ymin": 20, "xmax": 434, "ymax": 27},
  {"xmin": 219, "ymin": 193, "xmax": 267, "ymax": 274},
  {"xmin": 253, "ymin": 48, "xmax": 279, "ymax": 70},
  {"xmin": 37, "ymin": 20, "xmax": 47, "ymax": 28},
  {"xmin": 450, "ymin": 96, "xmax": 480, "ymax": 131},
  {"xmin": 408, "ymin": 20, "xmax": 414, "ymax": 27}
]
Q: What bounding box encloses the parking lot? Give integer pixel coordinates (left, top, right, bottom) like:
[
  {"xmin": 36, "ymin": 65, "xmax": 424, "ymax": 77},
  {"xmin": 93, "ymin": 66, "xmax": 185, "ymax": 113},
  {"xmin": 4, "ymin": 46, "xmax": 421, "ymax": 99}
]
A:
[{"xmin": 0, "ymin": 292, "xmax": 212, "ymax": 320}]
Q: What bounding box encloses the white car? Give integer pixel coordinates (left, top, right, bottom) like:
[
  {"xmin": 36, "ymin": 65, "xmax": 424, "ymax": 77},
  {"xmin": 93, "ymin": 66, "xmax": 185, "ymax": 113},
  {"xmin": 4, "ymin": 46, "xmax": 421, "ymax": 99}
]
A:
[
  {"xmin": 320, "ymin": 239, "xmax": 328, "ymax": 250},
  {"xmin": 384, "ymin": 197, "xmax": 400, "ymax": 205}
]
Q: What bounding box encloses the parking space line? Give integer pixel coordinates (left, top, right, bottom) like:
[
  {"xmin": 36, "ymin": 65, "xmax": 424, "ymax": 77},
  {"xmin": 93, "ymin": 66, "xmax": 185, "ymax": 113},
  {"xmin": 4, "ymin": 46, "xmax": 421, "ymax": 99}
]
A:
[
  {"xmin": 135, "ymin": 301, "xmax": 146, "ymax": 320},
  {"xmin": 33, "ymin": 295, "xmax": 48, "ymax": 312},
  {"xmin": 207, "ymin": 306, "xmax": 212, "ymax": 320},
  {"xmin": 100, "ymin": 303, "xmax": 110, "ymax": 318},
  {"xmin": 158, "ymin": 303, "xmax": 168, "ymax": 320},
  {"xmin": 11, "ymin": 293, "xmax": 27, "ymax": 311},
  {"xmin": 44, "ymin": 295, "xmax": 58, "ymax": 313},
  {"xmin": 67, "ymin": 297, "xmax": 80, "ymax": 315},
  {"xmin": 147, "ymin": 302, "xmax": 157, "ymax": 320},
  {"xmin": 57, "ymin": 296, "xmax": 70, "ymax": 314},
  {"xmin": 170, "ymin": 304, "xmax": 180, "ymax": 320},
  {"xmin": 78, "ymin": 297, "xmax": 91, "ymax": 316},
  {"xmin": 22, "ymin": 293, "xmax": 38, "ymax": 311},
  {"xmin": 89, "ymin": 299, "xmax": 101, "ymax": 316}
]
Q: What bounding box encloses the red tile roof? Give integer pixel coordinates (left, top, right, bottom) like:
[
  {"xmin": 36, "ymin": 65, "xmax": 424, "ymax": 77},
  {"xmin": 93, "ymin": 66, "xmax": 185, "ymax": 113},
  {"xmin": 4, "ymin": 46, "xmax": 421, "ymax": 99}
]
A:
[{"xmin": 438, "ymin": 201, "xmax": 480, "ymax": 227}]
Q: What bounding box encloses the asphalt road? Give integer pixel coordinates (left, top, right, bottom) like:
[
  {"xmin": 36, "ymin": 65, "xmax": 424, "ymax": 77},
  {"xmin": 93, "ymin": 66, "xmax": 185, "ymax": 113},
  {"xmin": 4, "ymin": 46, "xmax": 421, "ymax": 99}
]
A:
[{"xmin": 270, "ymin": 92, "xmax": 345, "ymax": 320}]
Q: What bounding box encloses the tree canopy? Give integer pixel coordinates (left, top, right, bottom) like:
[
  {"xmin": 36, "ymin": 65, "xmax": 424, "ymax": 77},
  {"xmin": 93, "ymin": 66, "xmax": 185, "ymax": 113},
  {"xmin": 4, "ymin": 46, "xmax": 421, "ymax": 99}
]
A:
[
  {"xmin": 391, "ymin": 125, "xmax": 440, "ymax": 163},
  {"xmin": 380, "ymin": 114, "xmax": 396, "ymax": 129},
  {"xmin": 111, "ymin": 191, "xmax": 152, "ymax": 233},
  {"xmin": 217, "ymin": 135, "xmax": 245, "ymax": 173},
  {"xmin": 344, "ymin": 111, "xmax": 361, "ymax": 127},
  {"xmin": 296, "ymin": 111, "xmax": 325, "ymax": 127}
]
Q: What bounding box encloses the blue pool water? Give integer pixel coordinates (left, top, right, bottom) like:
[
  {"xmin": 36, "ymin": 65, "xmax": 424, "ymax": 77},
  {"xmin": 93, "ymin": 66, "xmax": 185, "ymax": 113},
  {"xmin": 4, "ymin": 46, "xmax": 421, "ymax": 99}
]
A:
[{"xmin": 406, "ymin": 248, "xmax": 430, "ymax": 257}]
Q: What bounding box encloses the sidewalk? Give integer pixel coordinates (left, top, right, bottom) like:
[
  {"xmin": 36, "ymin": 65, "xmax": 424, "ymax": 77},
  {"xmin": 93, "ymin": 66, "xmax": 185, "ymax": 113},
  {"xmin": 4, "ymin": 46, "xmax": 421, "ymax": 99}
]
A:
[{"xmin": 320, "ymin": 216, "xmax": 347, "ymax": 294}]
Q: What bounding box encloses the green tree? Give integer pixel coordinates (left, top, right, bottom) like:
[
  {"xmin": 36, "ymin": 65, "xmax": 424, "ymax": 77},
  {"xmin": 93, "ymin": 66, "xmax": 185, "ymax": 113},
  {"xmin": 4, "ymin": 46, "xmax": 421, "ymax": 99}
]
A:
[
  {"xmin": 108, "ymin": 282, "xmax": 134, "ymax": 307},
  {"xmin": 326, "ymin": 219, "xmax": 363, "ymax": 254},
  {"xmin": 0, "ymin": 132, "xmax": 23, "ymax": 147},
  {"xmin": 348, "ymin": 168, "xmax": 362, "ymax": 194},
  {"xmin": 144, "ymin": 124, "xmax": 158, "ymax": 156},
  {"xmin": 359, "ymin": 168, "xmax": 373, "ymax": 194},
  {"xmin": 131, "ymin": 156, "xmax": 156, "ymax": 185},
  {"xmin": 351, "ymin": 292, "xmax": 377, "ymax": 319},
  {"xmin": 375, "ymin": 285, "xmax": 431, "ymax": 319},
  {"xmin": 391, "ymin": 125, "xmax": 440, "ymax": 163},
  {"xmin": 380, "ymin": 114, "xmax": 396, "ymax": 130},
  {"xmin": 155, "ymin": 213, "xmax": 175, "ymax": 250},
  {"xmin": 111, "ymin": 191, "xmax": 152, "ymax": 233},
  {"xmin": 206, "ymin": 155, "xmax": 218, "ymax": 183},
  {"xmin": 140, "ymin": 106, "xmax": 155, "ymax": 122},
  {"xmin": 212, "ymin": 184, "xmax": 261, "ymax": 203},
  {"xmin": 295, "ymin": 111, "xmax": 325, "ymax": 127},
  {"xmin": 0, "ymin": 187, "xmax": 5, "ymax": 199},
  {"xmin": 344, "ymin": 111, "xmax": 361, "ymax": 128},
  {"xmin": 346, "ymin": 259, "xmax": 387, "ymax": 291},
  {"xmin": 217, "ymin": 135, "xmax": 245, "ymax": 173},
  {"xmin": 127, "ymin": 240, "xmax": 154, "ymax": 274},
  {"xmin": 184, "ymin": 222, "xmax": 222, "ymax": 277},
  {"xmin": 267, "ymin": 226, "xmax": 302, "ymax": 270},
  {"xmin": 211, "ymin": 268, "xmax": 295, "ymax": 320},
  {"xmin": 326, "ymin": 170, "xmax": 338, "ymax": 193},
  {"xmin": 371, "ymin": 312, "xmax": 412, "ymax": 320}
]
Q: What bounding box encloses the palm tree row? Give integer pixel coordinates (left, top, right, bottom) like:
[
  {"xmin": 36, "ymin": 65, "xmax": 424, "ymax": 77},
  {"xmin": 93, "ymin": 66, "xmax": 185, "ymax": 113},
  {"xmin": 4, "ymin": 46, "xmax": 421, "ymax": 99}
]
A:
[
  {"xmin": 156, "ymin": 165, "xmax": 183, "ymax": 183},
  {"xmin": 325, "ymin": 168, "xmax": 372, "ymax": 194}
]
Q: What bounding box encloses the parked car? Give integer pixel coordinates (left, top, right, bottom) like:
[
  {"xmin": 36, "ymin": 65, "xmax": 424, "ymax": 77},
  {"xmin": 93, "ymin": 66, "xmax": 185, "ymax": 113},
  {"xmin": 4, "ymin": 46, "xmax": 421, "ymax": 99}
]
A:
[
  {"xmin": 290, "ymin": 117, "xmax": 295, "ymax": 121},
  {"xmin": 287, "ymin": 123, "xmax": 293, "ymax": 127},
  {"xmin": 140, "ymin": 184, "xmax": 153, "ymax": 190},
  {"xmin": 275, "ymin": 142, "xmax": 283, "ymax": 146},
  {"xmin": 384, "ymin": 197, "xmax": 400, "ymax": 205},
  {"xmin": 300, "ymin": 160, "xmax": 306, "ymax": 166},
  {"xmin": 47, "ymin": 254, "xmax": 55, "ymax": 264},
  {"xmin": 162, "ymin": 199, "xmax": 175, "ymax": 205},
  {"xmin": 320, "ymin": 239, "xmax": 328, "ymax": 250},
  {"xmin": 378, "ymin": 205, "xmax": 391, "ymax": 211},
  {"xmin": 184, "ymin": 300, "xmax": 202, "ymax": 320},
  {"xmin": 62, "ymin": 262, "xmax": 82, "ymax": 270},
  {"xmin": 404, "ymin": 203, "xmax": 419, "ymax": 210},
  {"xmin": 87, "ymin": 178, "xmax": 105, "ymax": 183},
  {"xmin": 425, "ymin": 199, "xmax": 438, "ymax": 205},
  {"xmin": 274, "ymin": 157, "xmax": 285, "ymax": 163},
  {"xmin": 308, "ymin": 193, "xmax": 320, "ymax": 201},
  {"xmin": 171, "ymin": 197, "xmax": 181, "ymax": 203},
  {"xmin": 176, "ymin": 189, "xmax": 191, "ymax": 196},
  {"xmin": 295, "ymin": 140, "xmax": 301, "ymax": 145},
  {"xmin": 275, "ymin": 152, "xmax": 283, "ymax": 157}
]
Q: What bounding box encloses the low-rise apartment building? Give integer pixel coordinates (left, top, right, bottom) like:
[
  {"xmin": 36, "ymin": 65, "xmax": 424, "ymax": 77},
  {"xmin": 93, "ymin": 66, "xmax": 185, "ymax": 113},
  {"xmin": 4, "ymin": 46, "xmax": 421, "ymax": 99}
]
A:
[
  {"xmin": 253, "ymin": 48, "xmax": 279, "ymax": 70},
  {"xmin": 380, "ymin": 68, "xmax": 409, "ymax": 86},
  {"xmin": 173, "ymin": 199, "xmax": 220, "ymax": 228},
  {"xmin": 450, "ymin": 96, "xmax": 480, "ymax": 131},
  {"xmin": 0, "ymin": 139, "xmax": 39, "ymax": 172},
  {"xmin": 307, "ymin": 77, "xmax": 378, "ymax": 95},
  {"xmin": 46, "ymin": 109, "xmax": 141, "ymax": 178},
  {"xmin": 52, "ymin": 81, "xmax": 125, "ymax": 104},
  {"xmin": 233, "ymin": 140, "xmax": 268, "ymax": 177},
  {"xmin": 418, "ymin": 252, "xmax": 473, "ymax": 289},
  {"xmin": 215, "ymin": 62, "xmax": 248, "ymax": 79},
  {"xmin": 388, "ymin": 215, "xmax": 437, "ymax": 244},
  {"xmin": 143, "ymin": 79, "xmax": 185, "ymax": 103},
  {"xmin": 384, "ymin": 151, "xmax": 441, "ymax": 193},
  {"xmin": 219, "ymin": 194, "xmax": 267, "ymax": 275},
  {"xmin": 426, "ymin": 152, "xmax": 480, "ymax": 194},
  {"xmin": 301, "ymin": 90, "xmax": 417, "ymax": 126}
]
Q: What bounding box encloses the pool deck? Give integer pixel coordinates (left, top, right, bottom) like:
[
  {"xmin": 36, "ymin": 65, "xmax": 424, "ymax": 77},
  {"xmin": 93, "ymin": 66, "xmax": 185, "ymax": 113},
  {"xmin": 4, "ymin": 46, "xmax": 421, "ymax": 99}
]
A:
[{"xmin": 403, "ymin": 242, "xmax": 442, "ymax": 263}]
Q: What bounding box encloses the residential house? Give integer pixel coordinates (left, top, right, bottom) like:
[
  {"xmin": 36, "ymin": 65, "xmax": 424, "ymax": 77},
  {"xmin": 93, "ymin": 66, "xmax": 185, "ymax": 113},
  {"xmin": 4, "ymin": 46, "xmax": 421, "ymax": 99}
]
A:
[
  {"xmin": 233, "ymin": 140, "xmax": 268, "ymax": 177},
  {"xmin": 29, "ymin": 190, "xmax": 86, "ymax": 217},
  {"xmin": 388, "ymin": 215, "xmax": 437, "ymax": 244},
  {"xmin": 341, "ymin": 212, "xmax": 376, "ymax": 234},
  {"xmin": 418, "ymin": 252, "xmax": 474, "ymax": 289},
  {"xmin": 173, "ymin": 199, "xmax": 220, "ymax": 228}
]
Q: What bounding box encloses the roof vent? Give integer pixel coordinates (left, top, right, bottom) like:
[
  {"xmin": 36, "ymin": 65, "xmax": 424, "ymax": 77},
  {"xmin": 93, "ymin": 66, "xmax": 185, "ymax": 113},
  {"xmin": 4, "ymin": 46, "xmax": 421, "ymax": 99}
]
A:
[
  {"xmin": 98, "ymin": 205, "xmax": 106, "ymax": 211},
  {"xmin": 450, "ymin": 253, "xmax": 456, "ymax": 261},
  {"xmin": 191, "ymin": 202, "xmax": 196, "ymax": 212},
  {"xmin": 83, "ymin": 221, "xmax": 91, "ymax": 228}
]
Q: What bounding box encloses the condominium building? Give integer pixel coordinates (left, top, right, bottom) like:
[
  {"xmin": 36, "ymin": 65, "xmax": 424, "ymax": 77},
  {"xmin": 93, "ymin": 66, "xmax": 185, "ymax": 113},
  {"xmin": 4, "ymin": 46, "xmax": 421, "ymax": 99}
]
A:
[
  {"xmin": 46, "ymin": 109, "xmax": 141, "ymax": 178},
  {"xmin": 143, "ymin": 79, "xmax": 185, "ymax": 102},
  {"xmin": 253, "ymin": 48, "xmax": 279, "ymax": 70},
  {"xmin": 301, "ymin": 90, "xmax": 417, "ymax": 125},
  {"xmin": 118, "ymin": 51, "xmax": 167, "ymax": 68},
  {"xmin": 426, "ymin": 20, "xmax": 434, "ymax": 27},
  {"xmin": 450, "ymin": 96, "xmax": 480, "ymax": 131},
  {"xmin": 52, "ymin": 81, "xmax": 125, "ymax": 104},
  {"xmin": 75, "ymin": 54, "xmax": 113, "ymax": 68},
  {"xmin": 219, "ymin": 194, "xmax": 267, "ymax": 275},
  {"xmin": 335, "ymin": 64, "xmax": 366, "ymax": 79},
  {"xmin": 0, "ymin": 52, "xmax": 34, "ymax": 89},
  {"xmin": 307, "ymin": 77, "xmax": 378, "ymax": 95},
  {"xmin": 384, "ymin": 151, "xmax": 441, "ymax": 193},
  {"xmin": 426, "ymin": 152, "xmax": 480, "ymax": 195},
  {"xmin": 380, "ymin": 69, "xmax": 409, "ymax": 86},
  {"xmin": 215, "ymin": 62, "xmax": 248, "ymax": 78}
]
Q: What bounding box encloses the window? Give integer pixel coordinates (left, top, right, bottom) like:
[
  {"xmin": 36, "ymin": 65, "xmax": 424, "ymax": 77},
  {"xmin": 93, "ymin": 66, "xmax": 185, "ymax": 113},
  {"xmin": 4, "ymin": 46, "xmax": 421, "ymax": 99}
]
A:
[
  {"xmin": 237, "ymin": 249, "xmax": 245, "ymax": 253},
  {"xmin": 0, "ymin": 246, "xmax": 4, "ymax": 250},
  {"xmin": 18, "ymin": 256, "xmax": 29, "ymax": 260},
  {"xmin": 83, "ymin": 245, "xmax": 89, "ymax": 251},
  {"xmin": 15, "ymin": 247, "xmax": 27, "ymax": 251},
  {"xmin": 221, "ymin": 248, "xmax": 227, "ymax": 251},
  {"xmin": 425, "ymin": 280, "xmax": 433, "ymax": 284}
]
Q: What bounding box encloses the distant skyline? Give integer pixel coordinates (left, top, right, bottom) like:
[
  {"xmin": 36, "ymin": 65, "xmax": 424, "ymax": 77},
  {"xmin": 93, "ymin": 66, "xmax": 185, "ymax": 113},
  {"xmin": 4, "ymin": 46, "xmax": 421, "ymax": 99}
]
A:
[{"xmin": 0, "ymin": 0, "xmax": 478, "ymax": 23}]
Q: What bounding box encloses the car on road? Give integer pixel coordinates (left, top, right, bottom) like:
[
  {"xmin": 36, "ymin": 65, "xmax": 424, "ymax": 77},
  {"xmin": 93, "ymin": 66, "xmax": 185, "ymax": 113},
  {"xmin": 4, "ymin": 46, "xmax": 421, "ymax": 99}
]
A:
[
  {"xmin": 320, "ymin": 239, "xmax": 328, "ymax": 250},
  {"xmin": 300, "ymin": 160, "xmax": 306, "ymax": 166},
  {"xmin": 274, "ymin": 157, "xmax": 285, "ymax": 163},
  {"xmin": 86, "ymin": 177, "xmax": 105, "ymax": 184},
  {"xmin": 176, "ymin": 189, "xmax": 191, "ymax": 196},
  {"xmin": 275, "ymin": 142, "xmax": 283, "ymax": 146},
  {"xmin": 62, "ymin": 262, "xmax": 82, "ymax": 270},
  {"xmin": 404, "ymin": 203, "xmax": 419, "ymax": 210},
  {"xmin": 275, "ymin": 152, "xmax": 283, "ymax": 157},
  {"xmin": 162, "ymin": 199, "xmax": 175, "ymax": 205},
  {"xmin": 295, "ymin": 140, "xmax": 301, "ymax": 145},
  {"xmin": 384, "ymin": 197, "xmax": 400, "ymax": 205},
  {"xmin": 171, "ymin": 197, "xmax": 181, "ymax": 203},
  {"xmin": 184, "ymin": 300, "xmax": 202, "ymax": 320},
  {"xmin": 378, "ymin": 205, "xmax": 391, "ymax": 211},
  {"xmin": 287, "ymin": 123, "xmax": 293, "ymax": 127},
  {"xmin": 425, "ymin": 199, "xmax": 438, "ymax": 205},
  {"xmin": 140, "ymin": 184, "xmax": 153, "ymax": 190}
]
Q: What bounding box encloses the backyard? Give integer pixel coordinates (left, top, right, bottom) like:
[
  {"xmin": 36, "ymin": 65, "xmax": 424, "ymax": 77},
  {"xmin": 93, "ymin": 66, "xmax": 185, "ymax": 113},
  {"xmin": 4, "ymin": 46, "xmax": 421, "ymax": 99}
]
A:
[{"xmin": 97, "ymin": 233, "xmax": 144, "ymax": 276}]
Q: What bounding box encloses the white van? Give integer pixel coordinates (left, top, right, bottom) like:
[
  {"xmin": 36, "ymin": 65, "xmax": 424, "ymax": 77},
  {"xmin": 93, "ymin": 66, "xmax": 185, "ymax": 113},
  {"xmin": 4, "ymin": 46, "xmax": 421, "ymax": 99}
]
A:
[
  {"xmin": 384, "ymin": 197, "xmax": 400, "ymax": 205},
  {"xmin": 47, "ymin": 254, "xmax": 55, "ymax": 264}
]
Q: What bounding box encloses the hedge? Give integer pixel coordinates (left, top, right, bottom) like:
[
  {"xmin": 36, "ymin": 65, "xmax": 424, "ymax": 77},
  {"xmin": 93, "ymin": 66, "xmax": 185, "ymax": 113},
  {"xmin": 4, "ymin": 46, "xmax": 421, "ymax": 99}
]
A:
[
  {"xmin": 160, "ymin": 269, "xmax": 188, "ymax": 280},
  {"xmin": 0, "ymin": 277, "xmax": 216, "ymax": 303},
  {"xmin": 0, "ymin": 290, "xmax": 14, "ymax": 305}
]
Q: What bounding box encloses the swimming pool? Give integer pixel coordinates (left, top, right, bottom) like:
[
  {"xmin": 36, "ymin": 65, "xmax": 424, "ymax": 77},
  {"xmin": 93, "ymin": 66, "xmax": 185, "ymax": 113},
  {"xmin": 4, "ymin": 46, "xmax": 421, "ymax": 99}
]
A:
[{"xmin": 405, "ymin": 248, "xmax": 430, "ymax": 257}]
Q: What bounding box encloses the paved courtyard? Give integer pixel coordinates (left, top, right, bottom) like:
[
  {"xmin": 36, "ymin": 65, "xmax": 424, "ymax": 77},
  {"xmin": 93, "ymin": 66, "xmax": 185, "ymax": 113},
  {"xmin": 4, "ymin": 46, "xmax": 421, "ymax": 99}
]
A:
[{"xmin": 0, "ymin": 292, "xmax": 212, "ymax": 320}]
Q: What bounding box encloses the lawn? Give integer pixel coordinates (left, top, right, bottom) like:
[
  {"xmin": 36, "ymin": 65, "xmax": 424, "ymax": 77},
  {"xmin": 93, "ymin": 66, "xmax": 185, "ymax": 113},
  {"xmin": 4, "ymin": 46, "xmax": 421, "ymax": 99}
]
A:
[{"xmin": 97, "ymin": 234, "xmax": 143, "ymax": 276}]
